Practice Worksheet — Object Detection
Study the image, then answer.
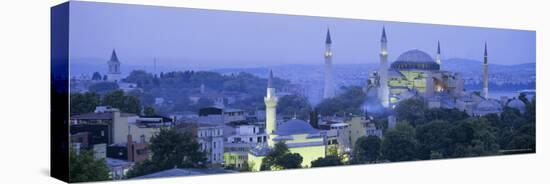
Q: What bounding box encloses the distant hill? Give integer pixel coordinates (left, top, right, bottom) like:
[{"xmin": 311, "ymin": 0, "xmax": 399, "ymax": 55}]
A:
[{"xmin": 441, "ymin": 58, "xmax": 535, "ymax": 75}]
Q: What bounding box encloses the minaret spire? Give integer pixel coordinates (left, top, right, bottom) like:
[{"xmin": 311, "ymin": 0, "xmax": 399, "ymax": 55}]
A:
[
  {"xmin": 381, "ymin": 26, "xmax": 387, "ymax": 43},
  {"xmin": 436, "ymin": 41, "xmax": 441, "ymax": 65},
  {"xmin": 325, "ymin": 28, "xmax": 332, "ymax": 44},
  {"xmin": 378, "ymin": 26, "xmax": 390, "ymax": 108},
  {"xmin": 264, "ymin": 70, "xmax": 278, "ymax": 147},
  {"xmin": 323, "ymin": 28, "xmax": 335, "ymax": 99},
  {"xmin": 482, "ymin": 42, "xmax": 489, "ymax": 99},
  {"xmin": 268, "ymin": 69, "xmax": 273, "ymax": 88}
]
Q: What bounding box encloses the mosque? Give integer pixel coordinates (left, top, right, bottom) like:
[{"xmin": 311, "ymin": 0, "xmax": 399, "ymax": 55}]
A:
[
  {"xmin": 370, "ymin": 27, "xmax": 465, "ymax": 109},
  {"xmin": 368, "ymin": 27, "xmax": 510, "ymax": 116},
  {"xmin": 247, "ymin": 27, "xmax": 516, "ymax": 171},
  {"xmin": 248, "ymin": 71, "xmax": 326, "ymax": 171}
]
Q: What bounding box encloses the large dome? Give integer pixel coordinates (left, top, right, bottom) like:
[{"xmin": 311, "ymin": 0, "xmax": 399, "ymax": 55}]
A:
[
  {"xmin": 273, "ymin": 119, "xmax": 319, "ymax": 136},
  {"xmin": 391, "ymin": 49, "xmax": 439, "ymax": 70}
]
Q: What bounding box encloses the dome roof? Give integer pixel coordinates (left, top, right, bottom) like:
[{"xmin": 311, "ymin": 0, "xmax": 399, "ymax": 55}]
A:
[
  {"xmin": 507, "ymin": 99, "xmax": 526, "ymax": 112},
  {"xmin": 475, "ymin": 100, "xmax": 501, "ymax": 111},
  {"xmin": 273, "ymin": 119, "xmax": 319, "ymax": 136},
  {"xmin": 391, "ymin": 49, "xmax": 439, "ymax": 70}
]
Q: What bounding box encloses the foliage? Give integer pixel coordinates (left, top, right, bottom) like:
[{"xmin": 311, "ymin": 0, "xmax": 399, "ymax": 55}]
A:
[
  {"xmin": 102, "ymin": 90, "xmax": 141, "ymax": 114},
  {"xmin": 415, "ymin": 120, "xmax": 453, "ymax": 159},
  {"xmin": 143, "ymin": 106, "xmax": 156, "ymax": 116},
  {"xmin": 316, "ymin": 86, "xmax": 366, "ymax": 116},
  {"xmin": 394, "ymin": 97, "xmax": 427, "ymax": 127},
  {"xmin": 88, "ymin": 81, "xmax": 119, "ymax": 94},
  {"xmin": 446, "ymin": 118, "xmax": 499, "ymax": 157},
  {"xmin": 92, "ymin": 72, "xmax": 102, "ymax": 81},
  {"xmin": 70, "ymin": 92, "xmax": 100, "ymax": 115},
  {"xmin": 260, "ymin": 142, "xmax": 303, "ymax": 170},
  {"xmin": 381, "ymin": 122, "xmax": 417, "ymax": 162},
  {"xmin": 125, "ymin": 128, "xmax": 207, "ymax": 178},
  {"xmin": 277, "ymin": 95, "xmax": 312, "ymax": 119},
  {"xmin": 311, "ymin": 155, "xmax": 343, "ymax": 167},
  {"xmin": 352, "ymin": 135, "xmax": 381, "ymax": 164},
  {"xmin": 309, "ymin": 108, "xmax": 319, "ymax": 129},
  {"xmin": 69, "ymin": 148, "xmax": 110, "ymax": 182}
]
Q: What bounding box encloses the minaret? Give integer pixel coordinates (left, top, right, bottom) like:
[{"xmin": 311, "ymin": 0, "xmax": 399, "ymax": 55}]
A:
[
  {"xmin": 264, "ymin": 70, "xmax": 278, "ymax": 147},
  {"xmin": 436, "ymin": 41, "xmax": 441, "ymax": 65},
  {"xmin": 107, "ymin": 49, "xmax": 121, "ymax": 82},
  {"xmin": 323, "ymin": 28, "xmax": 335, "ymax": 99},
  {"xmin": 378, "ymin": 27, "xmax": 390, "ymax": 108},
  {"xmin": 425, "ymin": 42, "xmax": 438, "ymax": 97},
  {"xmin": 482, "ymin": 42, "xmax": 489, "ymax": 99}
]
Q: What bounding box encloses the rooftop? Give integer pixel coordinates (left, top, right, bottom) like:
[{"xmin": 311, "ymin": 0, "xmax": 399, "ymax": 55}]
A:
[{"xmin": 133, "ymin": 168, "xmax": 235, "ymax": 179}]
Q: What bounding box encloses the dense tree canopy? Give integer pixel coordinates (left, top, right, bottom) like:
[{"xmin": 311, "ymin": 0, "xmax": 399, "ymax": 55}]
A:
[
  {"xmin": 311, "ymin": 155, "xmax": 343, "ymax": 167},
  {"xmin": 102, "ymin": 90, "xmax": 141, "ymax": 114},
  {"xmin": 70, "ymin": 92, "xmax": 101, "ymax": 115},
  {"xmin": 88, "ymin": 81, "xmax": 119, "ymax": 94},
  {"xmin": 277, "ymin": 95, "xmax": 312, "ymax": 120},
  {"xmin": 69, "ymin": 148, "xmax": 110, "ymax": 182},
  {"xmin": 260, "ymin": 142, "xmax": 303, "ymax": 170},
  {"xmin": 125, "ymin": 128, "xmax": 207, "ymax": 178},
  {"xmin": 316, "ymin": 86, "xmax": 366, "ymax": 116},
  {"xmin": 381, "ymin": 122, "xmax": 418, "ymax": 162},
  {"xmin": 352, "ymin": 135, "xmax": 381, "ymax": 164}
]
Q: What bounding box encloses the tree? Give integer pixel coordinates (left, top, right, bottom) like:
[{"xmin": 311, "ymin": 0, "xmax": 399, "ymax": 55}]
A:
[
  {"xmin": 381, "ymin": 122, "xmax": 417, "ymax": 162},
  {"xmin": 126, "ymin": 128, "xmax": 207, "ymax": 178},
  {"xmin": 92, "ymin": 72, "xmax": 102, "ymax": 81},
  {"xmin": 316, "ymin": 86, "xmax": 366, "ymax": 116},
  {"xmin": 309, "ymin": 108, "xmax": 319, "ymax": 129},
  {"xmin": 88, "ymin": 81, "xmax": 119, "ymax": 94},
  {"xmin": 311, "ymin": 155, "xmax": 343, "ymax": 167},
  {"xmin": 447, "ymin": 118, "xmax": 499, "ymax": 157},
  {"xmin": 69, "ymin": 148, "xmax": 110, "ymax": 182},
  {"xmin": 416, "ymin": 120, "xmax": 453, "ymax": 159},
  {"xmin": 102, "ymin": 90, "xmax": 141, "ymax": 114},
  {"xmin": 260, "ymin": 142, "xmax": 303, "ymax": 170},
  {"xmin": 394, "ymin": 97, "xmax": 427, "ymax": 127},
  {"xmin": 70, "ymin": 92, "xmax": 100, "ymax": 115},
  {"xmin": 278, "ymin": 95, "xmax": 312, "ymax": 119},
  {"xmin": 352, "ymin": 136, "xmax": 381, "ymax": 164},
  {"xmin": 143, "ymin": 106, "xmax": 156, "ymax": 116},
  {"xmin": 275, "ymin": 153, "xmax": 303, "ymax": 169}
]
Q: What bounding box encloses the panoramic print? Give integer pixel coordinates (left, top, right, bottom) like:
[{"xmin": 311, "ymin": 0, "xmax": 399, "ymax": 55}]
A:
[{"xmin": 62, "ymin": 1, "xmax": 535, "ymax": 182}]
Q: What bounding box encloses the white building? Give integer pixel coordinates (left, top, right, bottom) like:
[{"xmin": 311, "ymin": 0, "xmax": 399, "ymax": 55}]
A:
[{"xmin": 197, "ymin": 124, "xmax": 225, "ymax": 165}]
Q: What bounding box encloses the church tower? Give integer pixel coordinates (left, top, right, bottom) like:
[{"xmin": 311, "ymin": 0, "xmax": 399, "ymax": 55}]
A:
[
  {"xmin": 323, "ymin": 28, "xmax": 335, "ymax": 99},
  {"xmin": 378, "ymin": 27, "xmax": 390, "ymax": 108},
  {"xmin": 482, "ymin": 42, "xmax": 489, "ymax": 99},
  {"xmin": 265, "ymin": 70, "xmax": 278, "ymax": 147},
  {"xmin": 107, "ymin": 49, "xmax": 121, "ymax": 82}
]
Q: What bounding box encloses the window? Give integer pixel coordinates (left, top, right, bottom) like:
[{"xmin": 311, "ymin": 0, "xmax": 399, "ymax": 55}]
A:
[
  {"xmin": 140, "ymin": 135, "xmax": 146, "ymax": 143},
  {"xmin": 249, "ymin": 137, "xmax": 253, "ymax": 142},
  {"xmin": 213, "ymin": 142, "xmax": 217, "ymax": 149}
]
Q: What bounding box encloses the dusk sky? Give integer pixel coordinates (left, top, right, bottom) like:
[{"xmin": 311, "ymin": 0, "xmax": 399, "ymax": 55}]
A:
[{"xmin": 69, "ymin": 1, "xmax": 536, "ymax": 69}]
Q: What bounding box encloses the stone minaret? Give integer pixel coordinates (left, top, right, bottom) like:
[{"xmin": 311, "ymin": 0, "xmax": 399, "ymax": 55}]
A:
[
  {"xmin": 323, "ymin": 28, "xmax": 335, "ymax": 99},
  {"xmin": 107, "ymin": 49, "xmax": 121, "ymax": 82},
  {"xmin": 436, "ymin": 41, "xmax": 441, "ymax": 65},
  {"xmin": 264, "ymin": 70, "xmax": 278, "ymax": 147},
  {"xmin": 378, "ymin": 27, "xmax": 390, "ymax": 108},
  {"xmin": 482, "ymin": 42, "xmax": 489, "ymax": 99}
]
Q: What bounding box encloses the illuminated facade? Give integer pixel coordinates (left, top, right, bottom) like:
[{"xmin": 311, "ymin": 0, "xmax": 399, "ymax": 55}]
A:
[
  {"xmin": 371, "ymin": 28, "xmax": 464, "ymax": 108},
  {"xmin": 248, "ymin": 71, "xmax": 326, "ymax": 171}
]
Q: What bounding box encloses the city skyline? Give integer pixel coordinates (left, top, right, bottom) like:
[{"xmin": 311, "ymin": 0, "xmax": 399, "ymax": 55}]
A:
[{"xmin": 69, "ymin": 1, "xmax": 535, "ymax": 69}]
